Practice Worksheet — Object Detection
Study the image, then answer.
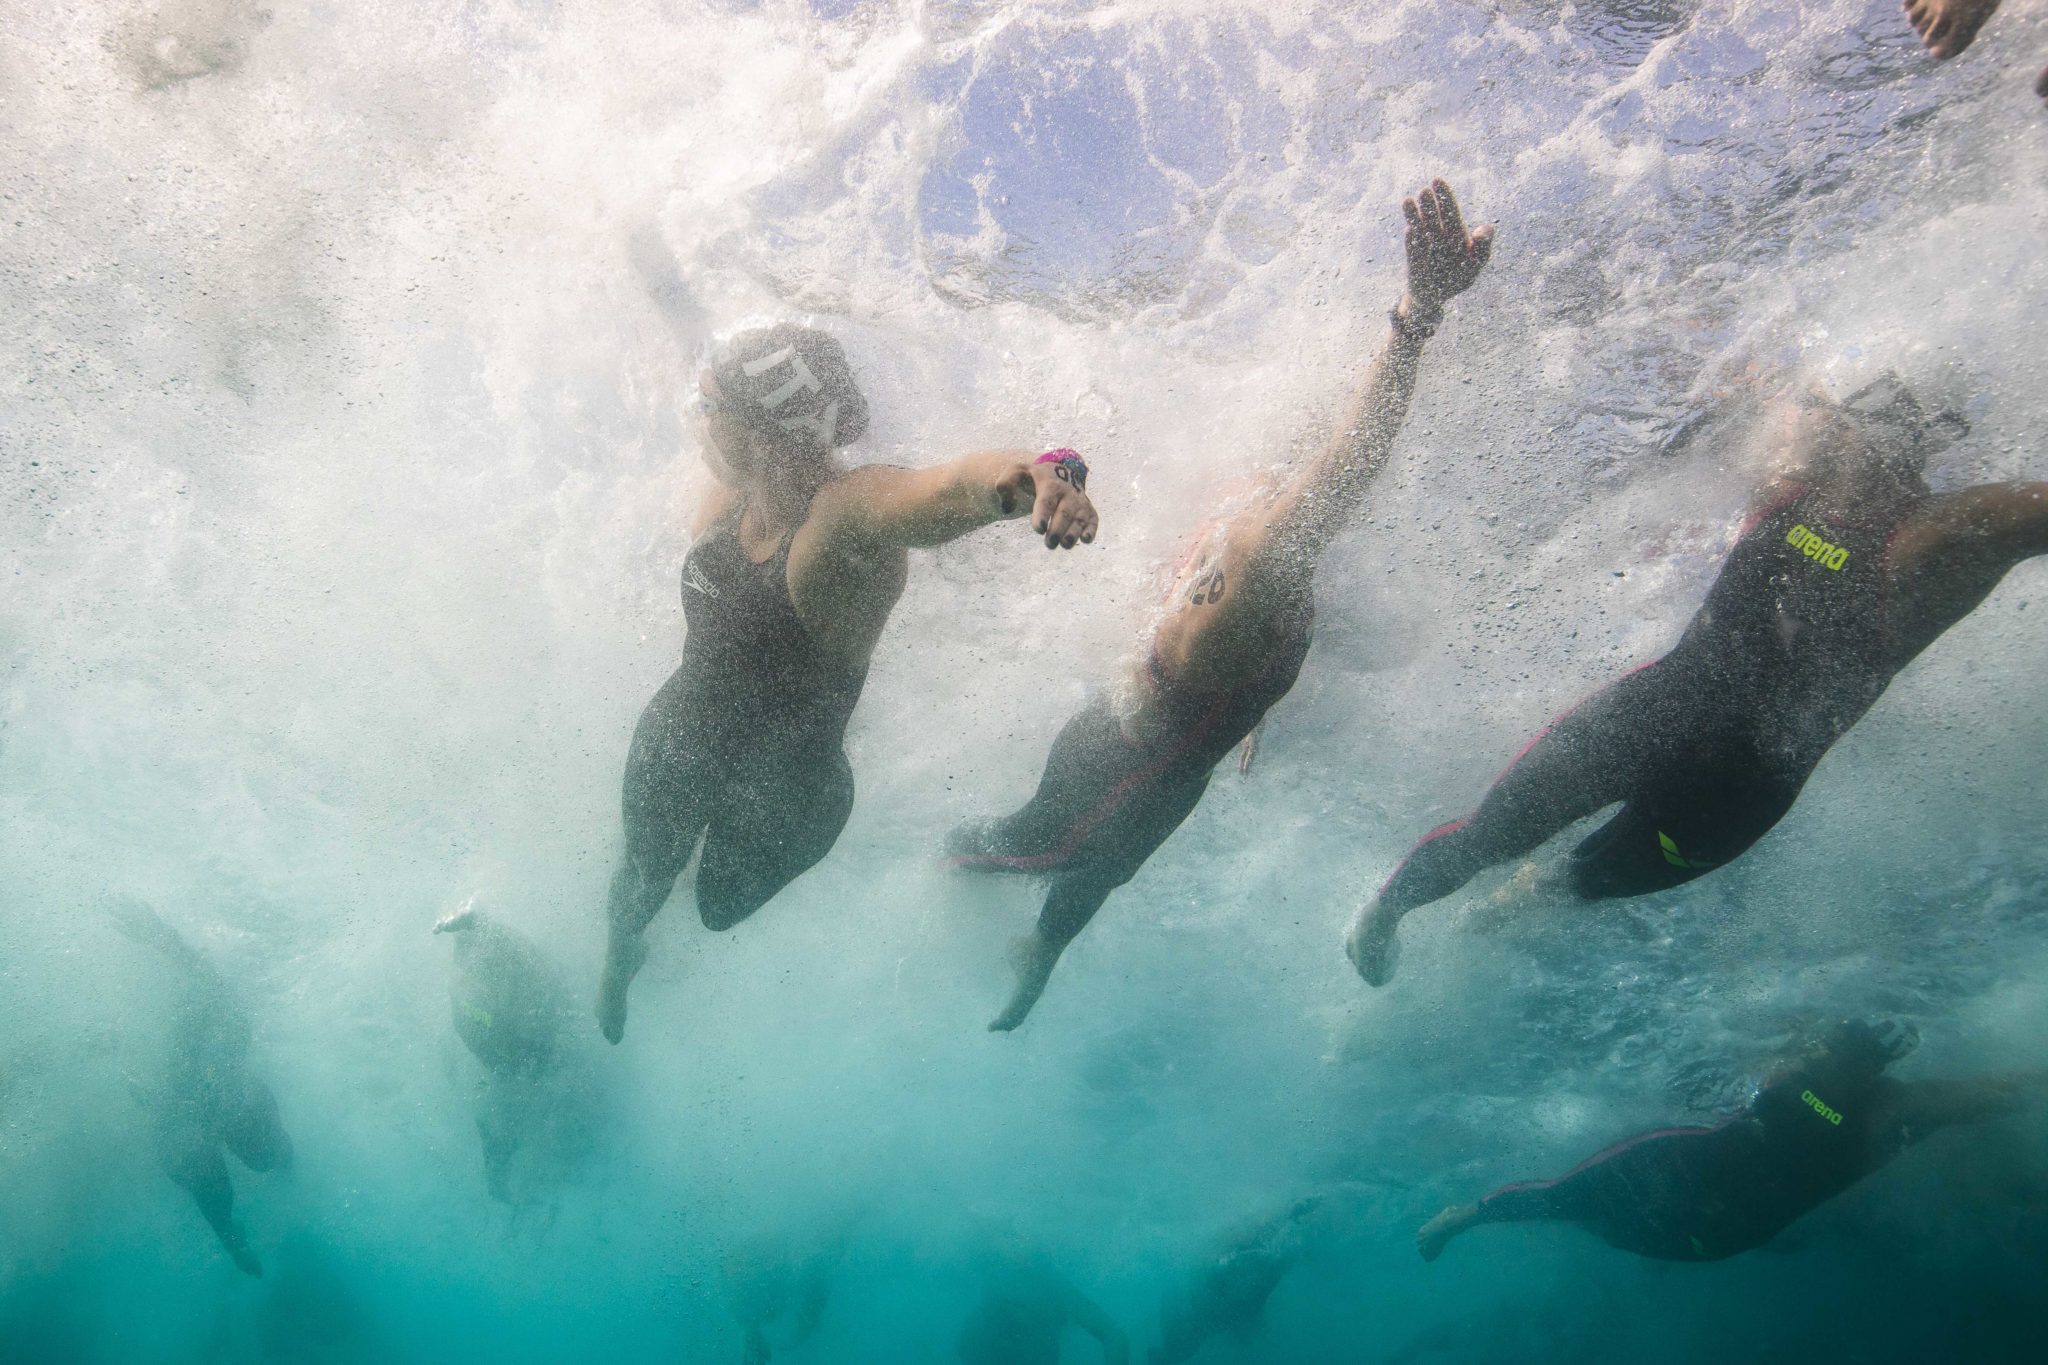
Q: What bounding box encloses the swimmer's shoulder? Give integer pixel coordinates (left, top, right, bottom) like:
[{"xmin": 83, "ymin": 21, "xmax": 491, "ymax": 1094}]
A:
[{"xmin": 690, "ymin": 484, "xmax": 737, "ymax": 539}]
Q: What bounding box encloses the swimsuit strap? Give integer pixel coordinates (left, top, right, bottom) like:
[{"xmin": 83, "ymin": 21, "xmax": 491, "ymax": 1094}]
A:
[{"xmin": 724, "ymin": 496, "xmax": 801, "ymax": 568}]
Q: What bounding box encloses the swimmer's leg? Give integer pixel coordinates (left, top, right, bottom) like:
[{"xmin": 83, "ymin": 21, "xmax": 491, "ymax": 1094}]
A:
[
  {"xmin": 1904, "ymin": 0, "xmax": 2002, "ymax": 59},
  {"xmin": 989, "ymin": 771, "xmax": 1209, "ymax": 1032},
  {"xmin": 1415, "ymin": 1203, "xmax": 1481, "ymax": 1262},
  {"xmin": 598, "ymin": 697, "xmax": 714, "ymax": 1043},
  {"xmin": 1420, "ymin": 1172, "xmax": 1603, "ymax": 1261},
  {"xmin": 948, "ymin": 700, "xmax": 1125, "ymax": 872},
  {"xmin": 165, "ymin": 1140, "xmax": 262, "ymax": 1276},
  {"xmin": 221, "ymin": 1078, "xmax": 291, "ymax": 1173},
  {"xmin": 696, "ymin": 752, "xmax": 856, "ymax": 933},
  {"xmin": 988, "ymin": 876, "xmax": 1114, "ymax": 1033},
  {"xmin": 477, "ymin": 1096, "xmax": 519, "ymax": 1204},
  {"xmin": 1348, "ymin": 678, "xmax": 1650, "ymax": 986}
]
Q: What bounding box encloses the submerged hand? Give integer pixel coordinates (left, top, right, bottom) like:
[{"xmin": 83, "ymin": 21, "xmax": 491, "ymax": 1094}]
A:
[
  {"xmin": 997, "ymin": 456, "xmax": 1099, "ymax": 549},
  {"xmin": 434, "ymin": 893, "xmax": 481, "ymax": 934},
  {"xmin": 1402, "ymin": 179, "xmax": 1494, "ymax": 317}
]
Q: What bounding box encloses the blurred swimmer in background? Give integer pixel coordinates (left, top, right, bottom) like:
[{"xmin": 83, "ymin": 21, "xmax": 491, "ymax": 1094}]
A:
[
  {"xmin": 1352, "ymin": 366, "xmax": 2048, "ymax": 985},
  {"xmin": 436, "ymin": 899, "xmax": 593, "ymax": 1206},
  {"xmin": 950, "ymin": 179, "xmax": 1494, "ymax": 1031},
  {"xmin": 598, "ymin": 322, "xmax": 1101, "ymax": 1043},
  {"xmin": 957, "ymin": 1241, "xmax": 1130, "ymax": 1365},
  {"xmin": 1416, "ymin": 1020, "xmax": 2047, "ymax": 1263},
  {"xmin": 1902, "ymin": 1, "xmax": 2048, "ymax": 106},
  {"xmin": 719, "ymin": 1221, "xmax": 849, "ymax": 1365},
  {"xmin": 1148, "ymin": 1194, "xmax": 1330, "ymax": 1364},
  {"xmin": 109, "ymin": 897, "xmax": 291, "ymax": 1276}
]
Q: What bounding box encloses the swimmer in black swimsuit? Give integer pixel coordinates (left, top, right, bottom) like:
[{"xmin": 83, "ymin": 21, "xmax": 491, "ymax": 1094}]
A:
[
  {"xmin": 1416, "ymin": 1020, "xmax": 2045, "ymax": 1263},
  {"xmin": 1350, "ymin": 373, "xmax": 2048, "ymax": 985},
  {"xmin": 952, "ymin": 179, "xmax": 1495, "ymax": 1030},
  {"xmin": 109, "ymin": 897, "xmax": 291, "ymax": 1276},
  {"xmin": 597, "ymin": 323, "xmax": 1101, "ymax": 1043}
]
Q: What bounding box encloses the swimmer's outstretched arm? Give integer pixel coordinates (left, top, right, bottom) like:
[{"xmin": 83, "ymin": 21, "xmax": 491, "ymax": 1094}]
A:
[
  {"xmin": 1903, "ymin": 481, "xmax": 2048, "ymax": 562},
  {"xmin": 1886, "ymin": 481, "xmax": 2048, "ymax": 646},
  {"xmin": 809, "ymin": 449, "xmax": 1100, "ymax": 552},
  {"xmin": 1253, "ymin": 179, "xmax": 1494, "ymax": 585},
  {"xmin": 1892, "ymin": 1069, "xmax": 2048, "ymax": 1140}
]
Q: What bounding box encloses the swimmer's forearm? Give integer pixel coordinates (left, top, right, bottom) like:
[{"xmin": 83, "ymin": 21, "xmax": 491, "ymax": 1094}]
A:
[
  {"xmin": 828, "ymin": 450, "xmax": 1041, "ymax": 548},
  {"xmin": 1896, "ymin": 1073, "xmax": 2043, "ymax": 1134},
  {"xmin": 1261, "ymin": 308, "xmax": 1428, "ymax": 564}
]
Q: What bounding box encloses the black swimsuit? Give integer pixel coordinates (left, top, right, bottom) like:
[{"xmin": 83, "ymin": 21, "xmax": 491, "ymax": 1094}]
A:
[
  {"xmin": 1378, "ymin": 485, "xmax": 1914, "ymax": 909},
  {"xmin": 618, "ymin": 505, "xmax": 866, "ymax": 930}
]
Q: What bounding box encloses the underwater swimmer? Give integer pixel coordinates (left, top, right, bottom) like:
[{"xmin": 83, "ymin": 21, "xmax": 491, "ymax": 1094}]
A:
[
  {"xmin": 597, "ymin": 322, "xmax": 1100, "ymax": 1043},
  {"xmin": 436, "ymin": 899, "xmax": 581, "ymax": 1203},
  {"xmin": 1417, "ymin": 1021, "xmax": 2047, "ymax": 1263},
  {"xmin": 950, "ymin": 179, "xmax": 1494, "ymax": 1031},
  {"xmin": 108, "ymin": 897, "xmax": 291, "ymax": 1276},
  {"xmin": 720, "ymin": 1228, "xmax": 846, "ymax": 1365},
  {"xmin": 1350, "ymin": 371, "xmax": 2048, "ymax": 985},
  {"xmin": 1148, "ymin": 1195, "xmax": 1326, "ymax": 1365},
  {"xmin": 958, "ymin": 1252, "xmax": 1130, "ymax": 1365},
  {"xmin": 1903, "ymin": 1, "xmax": 2048, "ymax": 106}
]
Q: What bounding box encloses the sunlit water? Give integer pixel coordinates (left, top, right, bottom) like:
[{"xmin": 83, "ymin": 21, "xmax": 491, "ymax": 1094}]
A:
[{"xmin": 5, "ymin": 1, "xmax": 2048, "ymax": 1361}]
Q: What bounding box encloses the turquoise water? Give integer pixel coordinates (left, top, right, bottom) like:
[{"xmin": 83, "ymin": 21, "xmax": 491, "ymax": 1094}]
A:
[{"xmin": 5, "ymin": 1, "xmax": 2048, "ymax": 1361}]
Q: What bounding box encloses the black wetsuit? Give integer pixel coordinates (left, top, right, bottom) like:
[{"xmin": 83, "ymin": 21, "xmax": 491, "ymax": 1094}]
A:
[
  {"xmin": 1469, "ymin": 1066, "xmax": 1907, "ymax": 1260},
  {"xmin": 616, "ymin": 504, "xmax": 866, "ymax": 932},
  {"xmin": 952, "ymin": 611, "xmax": 1313, "ymax": 949},
  {"xmin": 1379, "ymin": 484, "xmax": 1913, "ymax": 909}
]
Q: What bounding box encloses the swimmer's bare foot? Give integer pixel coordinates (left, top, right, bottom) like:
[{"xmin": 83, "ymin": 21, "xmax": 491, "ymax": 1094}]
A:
[
  {"xmin": 2036, "ymin": 62, "xmax": 2047, "ymax": 101},
  {"xmin": 596, "ymin": 929, "xmax": 648, "ymax": 1044},
  {"xmin": 1417, "ymin": 1204, "xmax": 1478, "ymax": 1263},
  {"xmin": 1904, "ymin": 0, "xmax": 2002, "ymax": 60},
  {"xmin": 989, "ymin": 932, "xmax": 1060, "ymax": 1032},
  {"xmin": 1344, "ymin": 897, "xmax": 1402, "ymax": 987}
]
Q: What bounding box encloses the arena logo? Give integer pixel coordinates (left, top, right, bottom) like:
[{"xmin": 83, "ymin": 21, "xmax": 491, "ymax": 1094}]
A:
[
  {"xmin": 1785, "ymin": 523, "xmax": 1850, "ymax": 571},
  {"xmin": 1800, "ymin": 1089, "xmax": 1843, "ymax": 1126}
]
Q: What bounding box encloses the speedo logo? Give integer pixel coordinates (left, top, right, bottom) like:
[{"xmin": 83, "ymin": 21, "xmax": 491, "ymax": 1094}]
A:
[
  {"xmin": 1800, "ymin": 1090, "xmax": 1843, "ymax": 1126},
  {"xmin": 1786, "ymin": 524, "xmax": 1849, "ymax": 571},
  {"xmin": 682, "ymin": 560, "xmax": 720, "ymax": 598}
]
